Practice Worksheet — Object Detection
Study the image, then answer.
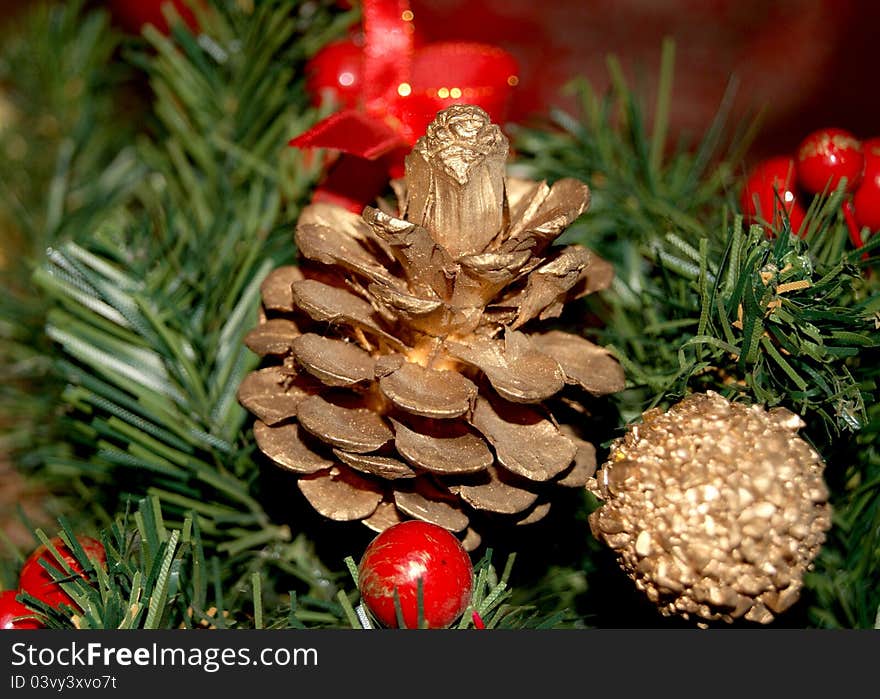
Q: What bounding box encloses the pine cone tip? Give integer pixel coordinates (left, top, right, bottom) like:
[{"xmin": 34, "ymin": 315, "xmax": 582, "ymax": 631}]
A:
[{"xmin": 405, "ymin": 104, "xmax": 508, "ymax": 257}]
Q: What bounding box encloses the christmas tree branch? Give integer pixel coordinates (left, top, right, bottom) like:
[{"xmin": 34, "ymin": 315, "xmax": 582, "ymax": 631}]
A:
[
  {"xmin": 3, "ymin": 0, "xmax": 365, "ymax": 623},
  {"xmin": 0, "ymin": 1, "xmax": 144, "ymax": 510},
  {"xmin": 4, "ymin": 4, "xmax": 878, "ymax": 629},
  {"xmin": 513, "ymin": 43, "xmax": 878, "ymax": 438},
  {"xmin": 513, "ymin": 39, "xmax": 880, "ymax": 627}
]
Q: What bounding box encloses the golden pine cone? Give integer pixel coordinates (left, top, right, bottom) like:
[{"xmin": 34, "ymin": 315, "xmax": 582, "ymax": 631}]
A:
[
  {"xmin": 588, "ymin": 391, "xmax": 832, "ymax": 625},
  {"xmin": 238, "ymin": 104, "xmax": 624, "ymax": 549}
]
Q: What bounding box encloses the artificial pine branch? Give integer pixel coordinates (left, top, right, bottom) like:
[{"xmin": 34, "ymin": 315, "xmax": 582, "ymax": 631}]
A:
[
  {"xmin": 9, "ymin": 0, "xmax": 554, "ymax": 631},
  {"xmin": 4, "ymin": 4, "xmax": 878, "ymax": 629},
  {"xmin": 0, "ymin": 1, "xmax": 145, "ymax": 537},
  {"xmin": 513, "ymin": 39, "xmax": 880, "ymax": 627},
  {"xmin": 0, "ymin": 0, "xmax": 363, "ymax": 624},
  {"xmin": 806, "ymin": 397, "xmax": 880, "ymax": 628},
  {"xmin": 513, "ymin": 40, "xmax": 878, "ymax": 437},
  {"xmin": 12, "ymin": 499, "xmax": 247, "ymax": 629},
  {"xmin": 12, "ymin": 499, "xmax": 553, "ymax": 630}
]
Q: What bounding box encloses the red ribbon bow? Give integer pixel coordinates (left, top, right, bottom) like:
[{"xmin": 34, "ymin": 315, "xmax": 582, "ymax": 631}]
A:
[{"xmin": 290, "ymin": 0, "xmax": 519, "ymax": 211}]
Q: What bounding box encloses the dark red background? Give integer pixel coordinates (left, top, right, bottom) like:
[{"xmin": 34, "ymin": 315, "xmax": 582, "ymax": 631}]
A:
[
  {"xmin": 1, "ymin": 1, "xmax": 876, "ymax": 165},
  {"xmin": 410, "ymin": 0, "xmax": 878, "ymax": 163}
]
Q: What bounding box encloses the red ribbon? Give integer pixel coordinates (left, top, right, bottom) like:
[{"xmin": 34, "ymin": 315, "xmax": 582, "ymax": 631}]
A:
[{"xmin": 290, "ymin": 0, "xmax": 519, "ymax": 211}]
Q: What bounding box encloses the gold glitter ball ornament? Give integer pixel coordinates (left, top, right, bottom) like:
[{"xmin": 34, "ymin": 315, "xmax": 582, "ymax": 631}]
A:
[
  {"xmin": 238, "ymin": 104, "xmax": 624, "ymax": 549},
  {"xmin": 588, "ymin": 391, "xmax": 831, "ymax": 625}
]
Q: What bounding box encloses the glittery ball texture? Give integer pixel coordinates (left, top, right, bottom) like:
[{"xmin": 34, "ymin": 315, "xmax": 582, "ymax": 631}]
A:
[{"xmin": 588, "ymin": 391, "xmax": 831, "ymax": 625}]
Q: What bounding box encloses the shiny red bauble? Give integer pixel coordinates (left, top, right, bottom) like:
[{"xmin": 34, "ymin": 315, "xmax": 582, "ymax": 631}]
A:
[
  {"xmin": 852, "ymin": 137, "xmax": 880, "ymax": 232},
  {"xmin": 740, "ymin": 156, "xmax": 806, "ymax": 235},
  {"xmin": 306, "ymin": 39, "xmax": 365, "ymax": 110},
  {"xmin": 18, "ymin": 536, "xmax": 106, "ymax": 610},
  {"xmin": 0, "ymin": 591, "xmax": 43, "ymax": 630},
  {"xmin": 796, "ymin": 127, "xmax": 864, "ymax": 195},
  {"xmin": 357, "ymin": 521, "xmax": 474, "ymax": 629}
]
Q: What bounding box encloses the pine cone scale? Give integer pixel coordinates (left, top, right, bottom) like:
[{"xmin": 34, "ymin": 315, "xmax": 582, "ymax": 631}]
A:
[
  {"xmin": 243, "ymin": 317, "xmax": 303, "ymax": 356},
  {"xmin": 237, "ymin": 366, "xmax": 312, "ymax": 425},
  {"xmin": 532, "ymin": 331, "xmax": 625, "ymax": 395},
  {"xmin": 444, "ymin": 333, "xmax": 566, "ymax": 404},
  {"xmin": 289, "ymin": 278, "xmax": 375, "ymax": 325},
  {"xmin": 291, "ymin": 333, "xmax": 376, "ymax": 387},
  {"xmin": 298, "ymin": 467, "xmax": 383, "ymax": 521},
  {"xmin": 363, "ymin": 501, "xmax": 403, "ymax": 532},
  {"xmin": 555, "ymin": 425, "xmax": 598, "ymax": 486},
  {"xmin": 378, "ymin": 360, "xmax": 477, "ymax": 419},
  {"xmin": 393, "ymin": 480, "xmax": 470, "ymax": 532},
  {"xmin": 390, "ymin": 417, "xmax": 493, "ymax": 474},
  {"xmin": 295, "ymin": 222, "xmax": 398, "ymax": 287},
  {"xmin": 296, "ymin": 394, "xmax": 392, "ymax": 454},
  {"xmin": 456, "ymin": 465, "xmax": 540, "ymax": 514},
  {"xmin": 471, "ymin": 396, "xmax": 577, "ymax": 482},
  {"xmin": 259, "ymin": 265, "xmax": 303, "ymax": 312},
  {"xmin": 334, "ymin": 449, "xmax": 417, "ymax": 480},
  {"xmin": 253, "ymin": 421, "xmax": 334, "ymax": 474},
  {"xmin": 361, "ymin": 206, "xmax": 456, "ymax": 298}
]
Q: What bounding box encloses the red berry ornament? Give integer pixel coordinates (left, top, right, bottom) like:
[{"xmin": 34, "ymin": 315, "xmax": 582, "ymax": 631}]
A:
[
  {"xmin": 18, "ymin": 536, "xmax": 106, "ymax": 610},
  {"xmin": 853, "ymin": 137, "xmax": 880, "ymax": 232},
  {"xmin": 796, "ymin": 127, "xmax": 864, "ymax": 194},
  {"xmin": 357, "ymin": 521, "xmax": 474, "ymax": 629},
  {"xmin": 0, "ymin": 591, "xmax": 43, "ymax": 630},
  {"xmin": 740, "ymin": 156, "xmax": 806, "ymax": 235},
  {"xmin": 306, "ymin": 39, "xmax": 365, "ymax": 110}
]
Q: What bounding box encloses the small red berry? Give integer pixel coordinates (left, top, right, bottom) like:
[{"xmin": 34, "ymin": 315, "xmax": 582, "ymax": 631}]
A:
[
  {"xmin": 305, "ymin": 39, "xmax": 364, "ymax": 110},
  {"xmin": 740, "ymin": 156, "xmax": 806, "ymax": 235},
  {"xmin": 852, "ymin": 137, "xmax": 880, "ymax": 232},
  {"xmin": 357, "ymin": 521, "xmax": 473, "ymax": 629},
  {"xmin": 796, "ymin": 127, "xmax": 864, "ymax": 194},
  {"xmin": 18, "ymin": 536, "xmax": 106, "ymax": 610},
  {"xmin": 0, "ymin": 591, "xmax": 43, "ymax": 630}
]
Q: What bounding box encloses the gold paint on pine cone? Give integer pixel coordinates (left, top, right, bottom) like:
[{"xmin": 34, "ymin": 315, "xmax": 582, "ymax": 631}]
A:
[
  {"xmin": 238, "ymin": 104, "xmax": 625, "ymax": 549},
  {"xmin": 587, "ymin": 391, "xmax": 832, "ymax": 625}
]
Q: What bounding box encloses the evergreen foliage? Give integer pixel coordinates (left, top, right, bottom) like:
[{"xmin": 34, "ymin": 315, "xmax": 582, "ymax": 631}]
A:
[
  {"xmin": 512, "ymin": 40, "xmax": 880, "ymax": 627},
  {"xmin": 1, "ymin": 5, "xmax": 877, "ymax": 628}
]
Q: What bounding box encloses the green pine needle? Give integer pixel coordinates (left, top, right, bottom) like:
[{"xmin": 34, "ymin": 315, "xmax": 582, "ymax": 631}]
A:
[
  {"xmin": 514, "ymin": 39, "xmax": 879, "ymax": 627},
  {"xmin": 3, "ymin": 4, "xmax": 879, "ymax": 630}
]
